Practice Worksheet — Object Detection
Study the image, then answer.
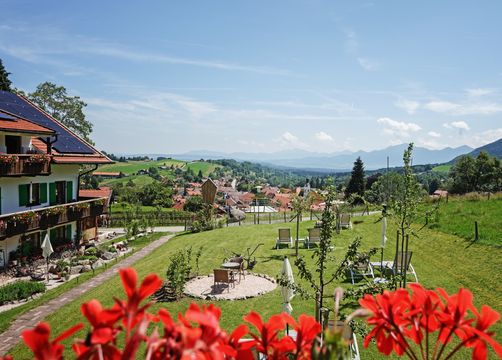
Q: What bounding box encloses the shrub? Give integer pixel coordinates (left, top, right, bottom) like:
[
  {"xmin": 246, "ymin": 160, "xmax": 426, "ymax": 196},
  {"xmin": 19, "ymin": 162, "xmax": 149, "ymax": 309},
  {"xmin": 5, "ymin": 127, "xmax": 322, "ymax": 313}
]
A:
[
  {"xmin": 107, "ymin": 246, "xmax": 117, "ymax": 253},
  {"xmin": 84, "ymin": 247, "xmax": 97, "ymax": 256},
  {"xmin": 0, "ymin": 281, "xmax": 45, "ymax": 305}
]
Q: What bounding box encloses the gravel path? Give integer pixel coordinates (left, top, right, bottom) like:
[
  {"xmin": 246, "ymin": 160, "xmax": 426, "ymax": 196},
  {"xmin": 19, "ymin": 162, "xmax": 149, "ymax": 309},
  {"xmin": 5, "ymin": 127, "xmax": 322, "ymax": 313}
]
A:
[
  {"xmin": 0, "ymin": 233, "xmax": 176, "ymax": 356},
  {"xmin": 184, "ymin": 273, "xmax": 277, "ymax": 300}
]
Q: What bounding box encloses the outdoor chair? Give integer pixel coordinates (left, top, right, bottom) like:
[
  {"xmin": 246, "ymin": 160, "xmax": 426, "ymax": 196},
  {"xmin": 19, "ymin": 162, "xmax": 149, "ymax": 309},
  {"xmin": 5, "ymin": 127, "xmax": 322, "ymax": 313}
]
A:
[
  {"xmin": 227, "ymin": 256, "xmax": 246, "ymax": 282},
  {"xmin": 327, "ymin": 320, "xmax": 361, "ymax": 360},
  {"xmin": 339, "ymin": 214, "xmax": 352, "ymax": 229},
  {"xmin": 385, "ymin": 251, "xmax": 418, "ymax": 283},
  {"xmin": 213, "ymin": 269, "xmax": 235, "ymax": 292},
  {"xmin": 306, "ymin": 228, "xmax": 321, "ymax": 249},
  {"xmin": 347, "ymin": 258, "xmax": 375, "ymax": 285},
  {"xmin": 276, "ymin": 228, "xmax": 293, "ymax": 249}
]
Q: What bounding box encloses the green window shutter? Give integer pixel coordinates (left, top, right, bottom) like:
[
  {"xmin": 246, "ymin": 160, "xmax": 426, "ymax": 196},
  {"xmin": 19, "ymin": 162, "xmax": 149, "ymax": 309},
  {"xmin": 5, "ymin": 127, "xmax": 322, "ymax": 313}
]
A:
[
  {"xmin": 66, "ymin": 224, "xmax": 72, "ymax": 240},
  {"xmin": 39, "ymin": 183, "xmax": 48, "ymax": 203},
  {"xmin": 49, "ymin": 183, "xmax": 56, "ymax": 205},
  {"xmin": 50, "ymin": 228, "xmax": 57, "ymax": 241},
  {"xmin": 18, "ymin": 184, "xmax": 29, "ymax": 206},
  {"xmin": 66, "ymin": 181, "xmax": 73, "ymax": 202}
]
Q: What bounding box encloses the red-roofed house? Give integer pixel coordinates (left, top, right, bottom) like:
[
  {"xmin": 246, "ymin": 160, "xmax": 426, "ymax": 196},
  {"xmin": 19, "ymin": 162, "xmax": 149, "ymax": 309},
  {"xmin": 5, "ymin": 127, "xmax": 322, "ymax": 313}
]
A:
[{"xmin": 0, "ymin": 91, "xmax": 113, "ymax": 266}]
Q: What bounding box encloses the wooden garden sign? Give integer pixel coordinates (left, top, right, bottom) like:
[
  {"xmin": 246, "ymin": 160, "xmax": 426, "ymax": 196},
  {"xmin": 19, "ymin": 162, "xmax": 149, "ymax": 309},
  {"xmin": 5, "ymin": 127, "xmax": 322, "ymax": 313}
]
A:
[{"xmin": 201, "ymin": 178, "xmax": 217, "ymax": 204}]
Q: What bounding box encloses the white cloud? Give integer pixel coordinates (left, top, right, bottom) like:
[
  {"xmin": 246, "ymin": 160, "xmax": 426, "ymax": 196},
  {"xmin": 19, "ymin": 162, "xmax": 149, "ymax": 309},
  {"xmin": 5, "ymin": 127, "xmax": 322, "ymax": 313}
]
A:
[
  {"xmin": 395, "ymin": 99, "xmax": 420, "ymax": 114},
  {"xmin": 357, "ymin": 57, "xmax": 379, "ymax": 71},
  {"xmin": 465, "ymin": 88, "xmax": 494, "ymax": 97},
  {"xmin": 377, "ymin": 117, "xmax": 421, "ymax": 137},
  {"xmin": 443, "ymin": 121, "xmax": 470, "ymax": 130},
  {"xmin": 428, "ymin": 131, "xmax": 441, "ymax": 138},
  {"xmin": 469, "ymin": 128, "xmax": 502, "ymax": 147},
  {"xmin": 277, "ymin": 131, "xmax": 309, "ymax": 149},
  {"xmin": 424, "ymin": 100, "xmax": 502, "ymax": 115},
  {"xmin": 315, "ymin": 131, "xmax": 333, "ymax": 142}
]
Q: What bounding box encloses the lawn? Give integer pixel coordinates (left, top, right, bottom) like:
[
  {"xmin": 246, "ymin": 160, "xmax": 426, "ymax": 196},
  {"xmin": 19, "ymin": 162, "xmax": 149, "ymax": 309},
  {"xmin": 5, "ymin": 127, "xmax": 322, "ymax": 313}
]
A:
[
  {"xmin": 98, "ymin": 159, "xmax": 185, "ymax": 175},
  {"xmin": 8, "ymin": 216, "xmax": 502, "ymax": 359},
  {"xmin": 0, "ymin": 232, "xmax": 167, "ymax": 335},
  {"xmin": 432, "ymin": 164, "xmax": 451, "ymax": 173},
  {"xmin": 186, "ymin": 161, "xmax": 220, "ymax": 177},
  {"xmin": 427, "ymin": 194, "xmax": 502, "ymax": 246},
  {"xmin": 101, "ymin": 174, "xmax": 155, "ymax": 186}
]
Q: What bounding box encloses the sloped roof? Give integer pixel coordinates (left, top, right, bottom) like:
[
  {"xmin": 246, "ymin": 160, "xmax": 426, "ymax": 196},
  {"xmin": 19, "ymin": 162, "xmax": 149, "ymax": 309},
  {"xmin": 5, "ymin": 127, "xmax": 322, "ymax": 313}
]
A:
[
  {"xmin": 0, "ymin": 91, "xmax": 112, "ymax": 164},
  {"xmin": 0, "ymin": 111, "xmax": 55, "ymax": 135},
  {"xmin": 79, "ymin": 187, "xmax": 113, "ymax": 199}
]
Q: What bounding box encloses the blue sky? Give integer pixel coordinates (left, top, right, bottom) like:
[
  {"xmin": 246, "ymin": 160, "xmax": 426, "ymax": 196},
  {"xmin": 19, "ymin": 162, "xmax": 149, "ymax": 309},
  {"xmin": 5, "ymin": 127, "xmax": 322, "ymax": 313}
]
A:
[{"xmin": 1, "ymin": 0, "xmax": 501, "ymax": 154}]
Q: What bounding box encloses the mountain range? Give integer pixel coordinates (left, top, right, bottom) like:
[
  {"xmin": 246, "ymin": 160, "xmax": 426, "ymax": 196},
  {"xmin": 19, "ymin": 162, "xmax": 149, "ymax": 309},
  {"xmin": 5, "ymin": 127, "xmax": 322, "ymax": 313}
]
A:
[{"xmin": 121, "ymin": 138, "xmax": 502, "ymax": 171}]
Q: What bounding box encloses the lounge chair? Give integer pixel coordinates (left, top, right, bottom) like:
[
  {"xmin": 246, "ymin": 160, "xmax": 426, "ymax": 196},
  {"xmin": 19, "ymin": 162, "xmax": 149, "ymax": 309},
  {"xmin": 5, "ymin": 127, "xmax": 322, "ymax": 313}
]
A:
[
  {"xmin": 339, "ymin": 214, "xmax": 352, "ymax": 229},
  {"xmin": 276, "ymin": 228, "xmax": 293, "ymax": 249},
  {"xmin": 213, "ymin": 269, "xmax": 234, "ymax": 292},
  {"xmin": 347, "ymin": 258, "xmax": 375, "ymax": 285},
  {"xmin": 306, "ymin": 228, "xmax": 321, "ymax": 249},
  {"xmin": 385, "ymin": 251, "xmax": 418, "ymax": 283}
]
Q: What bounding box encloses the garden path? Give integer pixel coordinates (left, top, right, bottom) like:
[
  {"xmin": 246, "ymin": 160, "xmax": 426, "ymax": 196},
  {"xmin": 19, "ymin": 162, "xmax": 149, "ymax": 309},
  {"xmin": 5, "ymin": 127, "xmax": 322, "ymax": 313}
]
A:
[{"xmin": 0, "ymin": 233, "xmax": 176, "ymax": 356}]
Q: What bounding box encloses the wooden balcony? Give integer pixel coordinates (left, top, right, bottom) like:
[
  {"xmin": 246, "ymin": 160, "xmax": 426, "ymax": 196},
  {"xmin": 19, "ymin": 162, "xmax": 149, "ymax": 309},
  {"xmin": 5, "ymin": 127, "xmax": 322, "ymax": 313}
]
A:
[
  {"xmin": 0, "ymin": 154, "xmax": 51, "ymax": 177},
  {"xmin": 0, "ymin": 198, "xmax": 108, "ymax": 239}
]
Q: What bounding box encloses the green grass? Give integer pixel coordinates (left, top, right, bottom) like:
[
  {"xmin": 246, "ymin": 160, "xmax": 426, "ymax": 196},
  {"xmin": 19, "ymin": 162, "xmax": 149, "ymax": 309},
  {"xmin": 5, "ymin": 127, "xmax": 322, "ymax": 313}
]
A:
[
  {"xmin": 101, "ymin": 174, "xmax": 155, "ymax": 186},
  {"xmin": 98, "ymin": 159, "xmax": 184, "ymax": 175},
  {"xmin": 432, "ymin": 164, "xmax": 451, "ymax": 173},
  {"xmin": 0, "ymin": 232, "xmax": 167, "ymax": 335},
  {"xmin": 8, "ymin": 217, "xmax": 502, "ymax": 359},
  {"xmin": 186, "ymin": 161, "xmax": 219, "ymax": 176},
  {"xmin": 428, "ymin": 195, "xmax": 502, "ymax": 246}
]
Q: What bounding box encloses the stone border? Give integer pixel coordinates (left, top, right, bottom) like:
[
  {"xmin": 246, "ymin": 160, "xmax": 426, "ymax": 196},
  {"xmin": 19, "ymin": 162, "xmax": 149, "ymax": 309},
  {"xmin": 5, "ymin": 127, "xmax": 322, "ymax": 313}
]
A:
[{"xmin": 183, "ymin": 272, "xmax": 277, "ymax": 301}]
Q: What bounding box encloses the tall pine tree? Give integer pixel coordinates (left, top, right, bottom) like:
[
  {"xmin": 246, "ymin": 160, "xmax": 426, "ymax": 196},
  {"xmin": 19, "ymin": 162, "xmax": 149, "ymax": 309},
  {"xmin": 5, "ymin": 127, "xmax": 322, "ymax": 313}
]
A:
[
  {"xmin": 0, "ymin": 59, "xmax": 12, "ymax": 91},
  {"xmin": 345, "ymin": 156, "xmax": 365, "ymax": 197}
]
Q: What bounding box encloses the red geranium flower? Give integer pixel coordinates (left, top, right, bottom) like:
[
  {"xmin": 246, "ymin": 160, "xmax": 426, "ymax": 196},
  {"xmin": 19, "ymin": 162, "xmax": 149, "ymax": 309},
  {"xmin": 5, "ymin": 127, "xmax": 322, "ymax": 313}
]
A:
[
  {"xmin": 283, "ymin": 313, "xmax": 321, "ymax": 359},
  {"xmin": 21, "ymin": 322, "xmax": 83, "ymax": 360}
]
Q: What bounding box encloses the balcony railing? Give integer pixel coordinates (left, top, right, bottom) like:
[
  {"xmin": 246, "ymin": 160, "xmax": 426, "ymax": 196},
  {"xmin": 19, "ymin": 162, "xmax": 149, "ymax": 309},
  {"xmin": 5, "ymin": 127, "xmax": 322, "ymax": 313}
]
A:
[
  {"xmin": 0, "ymin": 154, "xmax": 51, "ymax": 177},
  {"xmin": 0, "ymin": 198, "xmax": 108, "ymax": 239}
]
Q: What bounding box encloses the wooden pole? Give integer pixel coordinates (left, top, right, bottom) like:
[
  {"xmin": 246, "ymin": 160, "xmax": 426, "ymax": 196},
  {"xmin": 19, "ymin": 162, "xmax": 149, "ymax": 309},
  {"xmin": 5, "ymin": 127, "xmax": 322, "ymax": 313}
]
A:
[{"xmin": 475, "ymin": 221, "xmax": 479, "ymax": 241}]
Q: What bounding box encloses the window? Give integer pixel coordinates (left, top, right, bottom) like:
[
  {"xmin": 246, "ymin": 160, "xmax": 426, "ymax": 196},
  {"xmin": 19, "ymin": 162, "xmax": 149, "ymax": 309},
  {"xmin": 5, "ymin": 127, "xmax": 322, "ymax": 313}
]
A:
[
  {"xmin": 5, "ymin": 135, "xmax": 21, "ymax": 154},
  {"xmin": 19, "ymin": 183, "xmax": 48, "ymax": 207}
]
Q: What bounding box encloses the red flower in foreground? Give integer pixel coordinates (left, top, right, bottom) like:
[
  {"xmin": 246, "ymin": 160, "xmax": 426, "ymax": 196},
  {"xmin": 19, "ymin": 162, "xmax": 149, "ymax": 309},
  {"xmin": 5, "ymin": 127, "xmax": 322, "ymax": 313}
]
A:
[
  {"xmin": 284, "ymin": 313, "xmax": 321, "ymax": 359},
  {"xmin": 21, "ymin": 322, "xmax": 83, "ymax": 360},
  {"xmin": 360, "ymin": 284, "xmax": 502, "ymax": 360},
  {"xmin": 244, "ymin": 312, "xmax": 295, "ymax": 358},
  {"xmin": 116, "ymin": 267, "xmax": 162, "ymax": 331}
]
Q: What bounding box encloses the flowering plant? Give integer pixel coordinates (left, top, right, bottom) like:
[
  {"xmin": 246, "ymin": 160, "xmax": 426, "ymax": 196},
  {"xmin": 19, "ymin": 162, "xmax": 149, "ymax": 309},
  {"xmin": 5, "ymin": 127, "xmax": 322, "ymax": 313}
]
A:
[
  {"xmin": 3, "ymin": 269, "xmax": 500, "ymax": 360},
  {"xmin": 25, "ymin": 154, "xmax": 50, "ymax": 165},
  {"xmin": 360, "ymin": 283, "xmax": 502, "ymax": 359},
  {"xmin": 8, "ymin": 211, "xmax": 37, "ymax": 226},
  {"xmin": 43, "ymin": 206, "xmax": 65, "ymax": 217},
  {"xmin": 68, "ymin": 202, "xmax": 90, "ymax": 212},
  {"xmin": 0, "ymin": 154, "xmax": 19, "ymax": 165}
]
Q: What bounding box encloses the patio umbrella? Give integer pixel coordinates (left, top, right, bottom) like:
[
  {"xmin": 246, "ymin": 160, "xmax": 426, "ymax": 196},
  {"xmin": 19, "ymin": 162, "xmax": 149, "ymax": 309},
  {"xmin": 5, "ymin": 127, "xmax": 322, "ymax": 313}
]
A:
[
  {"xmin": 380, "ymin": 215, "xmax": 387, "ymax": 271},
  {"xmin": 281, "ymin": 256, "xmax": 295, "ymax": 335},
  {"xmin": 41, "ymin": 233, "xmax": 53, "ymax": 282}
]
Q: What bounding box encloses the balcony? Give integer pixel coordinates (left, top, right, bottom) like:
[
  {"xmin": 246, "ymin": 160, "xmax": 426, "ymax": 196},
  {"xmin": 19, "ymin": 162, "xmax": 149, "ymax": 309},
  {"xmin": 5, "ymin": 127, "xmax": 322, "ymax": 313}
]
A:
[
  {"xmin": 0, "ymin": 154, "xmax": 51, "ymax": 177},
  {"xmin": 0, "ymin": 198, "xmax": 108, "ymax": 239}
]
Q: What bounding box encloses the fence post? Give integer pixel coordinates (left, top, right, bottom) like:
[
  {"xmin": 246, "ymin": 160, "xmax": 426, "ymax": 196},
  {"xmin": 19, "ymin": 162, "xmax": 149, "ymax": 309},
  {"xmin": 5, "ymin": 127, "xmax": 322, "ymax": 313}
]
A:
[
  {"xmin": 474, "ymin": 221, "xmax": 479, "ymax": 241},
  {"xmin": 284, "ymin": 212, "xmax": 286, "ymax": 222}
]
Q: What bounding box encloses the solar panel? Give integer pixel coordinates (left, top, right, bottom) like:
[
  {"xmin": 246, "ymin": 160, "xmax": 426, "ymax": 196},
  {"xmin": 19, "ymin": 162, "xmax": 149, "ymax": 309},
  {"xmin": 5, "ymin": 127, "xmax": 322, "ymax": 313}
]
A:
[
  {"xmin": 0, "ymin": 90, "xmax": 95, "ymax": 154},
  {"xmin": 0, "ymin": 112, "xmax": 17, "ymax": 121}
]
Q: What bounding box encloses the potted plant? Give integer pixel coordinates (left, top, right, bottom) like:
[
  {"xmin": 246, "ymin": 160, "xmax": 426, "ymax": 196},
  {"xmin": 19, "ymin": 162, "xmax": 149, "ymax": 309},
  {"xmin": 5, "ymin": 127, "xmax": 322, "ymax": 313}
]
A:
[{"xmin": 0, "ymin": 154, "xmax": 18, "ymax": 171}]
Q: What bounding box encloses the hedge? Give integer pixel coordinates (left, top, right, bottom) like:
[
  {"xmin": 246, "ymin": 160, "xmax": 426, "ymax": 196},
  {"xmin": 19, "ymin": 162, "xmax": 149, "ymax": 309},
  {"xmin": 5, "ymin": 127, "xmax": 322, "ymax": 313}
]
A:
[{"xmin": 0, "ymin": 281, "xmax": 46, "ymax": 305}]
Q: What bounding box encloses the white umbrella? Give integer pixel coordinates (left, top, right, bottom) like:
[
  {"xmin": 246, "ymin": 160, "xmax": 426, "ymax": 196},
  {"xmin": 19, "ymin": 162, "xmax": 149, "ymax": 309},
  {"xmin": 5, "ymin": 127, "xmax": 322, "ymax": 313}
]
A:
[
  {"xmin": 281, "ymin": 257, "xmax": 295, "ymax": 315},
  {"xmin": 381, "ymin": 216, "xmax": 387, "ymax": 248},
  {"xmin": 41, "ymin": 233, "xmax": 53, "ymax": 282}
]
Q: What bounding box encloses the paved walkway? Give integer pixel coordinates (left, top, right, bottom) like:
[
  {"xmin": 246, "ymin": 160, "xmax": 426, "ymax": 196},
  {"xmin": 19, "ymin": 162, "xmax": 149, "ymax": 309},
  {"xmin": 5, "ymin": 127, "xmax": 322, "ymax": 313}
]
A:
[{"xmin": 0, "ymin": 233, "xmax": 176, "ymax": 356}]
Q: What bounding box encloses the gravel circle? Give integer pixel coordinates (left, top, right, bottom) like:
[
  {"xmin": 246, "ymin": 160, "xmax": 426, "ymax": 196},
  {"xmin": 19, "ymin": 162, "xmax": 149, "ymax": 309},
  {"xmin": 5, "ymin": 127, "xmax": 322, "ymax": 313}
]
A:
[{"xmin": 184, "ymin": 273, "xmax": 277, "ymax": 301}]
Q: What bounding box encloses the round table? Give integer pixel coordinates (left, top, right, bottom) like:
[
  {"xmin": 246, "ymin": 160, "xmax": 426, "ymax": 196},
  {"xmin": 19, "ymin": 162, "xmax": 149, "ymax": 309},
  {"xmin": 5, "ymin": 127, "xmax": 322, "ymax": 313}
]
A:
[{"xmin": 221, "ymin": 262, "xmax": 240, "ymax": 269}]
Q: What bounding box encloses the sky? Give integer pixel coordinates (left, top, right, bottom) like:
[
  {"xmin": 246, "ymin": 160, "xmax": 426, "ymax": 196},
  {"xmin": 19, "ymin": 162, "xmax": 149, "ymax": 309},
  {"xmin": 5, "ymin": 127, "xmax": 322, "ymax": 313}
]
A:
[{"xmin": 1, "ymin": 0, "xmax": 502, "ymax": 155}]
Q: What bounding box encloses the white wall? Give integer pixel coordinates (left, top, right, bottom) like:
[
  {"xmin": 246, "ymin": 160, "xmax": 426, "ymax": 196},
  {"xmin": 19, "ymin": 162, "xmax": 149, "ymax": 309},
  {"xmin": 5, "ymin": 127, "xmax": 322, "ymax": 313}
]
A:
[
  {"xmin": 0, "ymin": 164, "xmax": 80, "ymax": 215},
  {"xmin": 0, "ymin": 221, "xmax": 76, "ymax": 266},
  {"xmin": 0, "ymin": 133, "xmax": 35, "ymax": 154}
]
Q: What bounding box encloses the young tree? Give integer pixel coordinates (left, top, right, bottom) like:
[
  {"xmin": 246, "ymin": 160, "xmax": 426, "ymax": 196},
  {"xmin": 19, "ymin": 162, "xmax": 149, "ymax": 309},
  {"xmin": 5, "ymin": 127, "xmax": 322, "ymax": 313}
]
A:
[
  {"xmin": 0, "ymin": 59, "xmax": 12, "ymax": 91},
  {"xmin": 27, "ymin": 82, "xmax": 94, "ymax": 143},
  {"xmin": 345, "ymin": 157, "xmax": 365, "ymax": 198}
]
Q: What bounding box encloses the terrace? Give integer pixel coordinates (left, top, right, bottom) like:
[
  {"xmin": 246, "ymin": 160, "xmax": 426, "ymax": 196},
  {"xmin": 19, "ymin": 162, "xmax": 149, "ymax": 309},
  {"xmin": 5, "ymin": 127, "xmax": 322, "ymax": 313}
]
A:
[
  {"xmin": 0, "ymin": 154, "xmax": 51, "ymax": 177},
  {"xmin": 0, "ymin": 197, "xmax": 108, "ymax": 240}
]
